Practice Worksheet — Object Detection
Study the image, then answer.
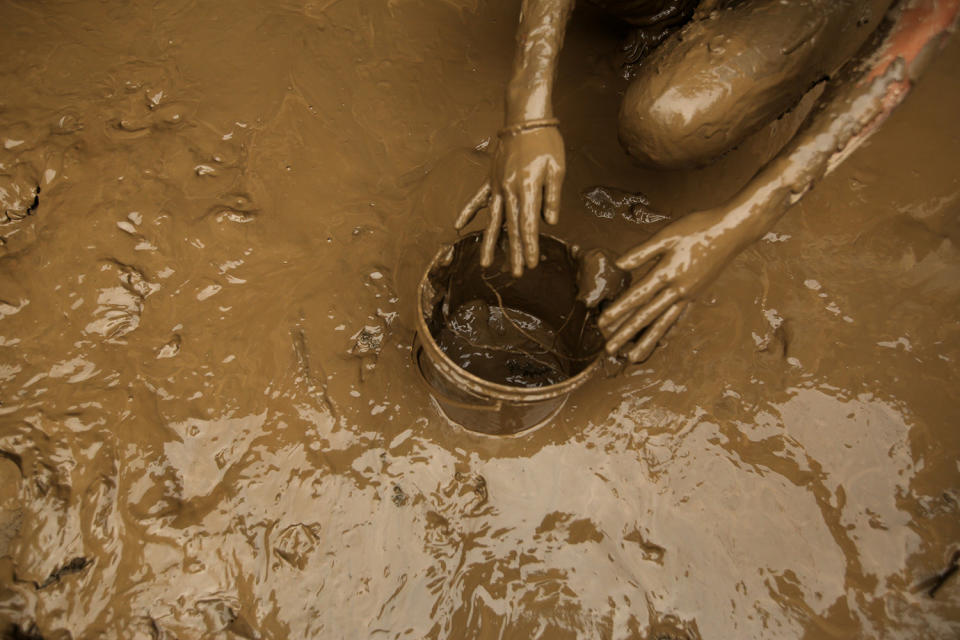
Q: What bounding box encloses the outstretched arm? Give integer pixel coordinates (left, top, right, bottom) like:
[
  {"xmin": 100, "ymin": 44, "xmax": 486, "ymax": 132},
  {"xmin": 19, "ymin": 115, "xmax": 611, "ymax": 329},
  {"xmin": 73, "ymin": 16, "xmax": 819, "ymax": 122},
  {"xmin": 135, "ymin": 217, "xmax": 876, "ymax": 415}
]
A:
[
  {"xmin": 600, "ymin": 0, "xmax": 960, "ymax": 362},
  {"xmin": 456, "ymin": 0, "xmax": 576, "ymax": 277}
]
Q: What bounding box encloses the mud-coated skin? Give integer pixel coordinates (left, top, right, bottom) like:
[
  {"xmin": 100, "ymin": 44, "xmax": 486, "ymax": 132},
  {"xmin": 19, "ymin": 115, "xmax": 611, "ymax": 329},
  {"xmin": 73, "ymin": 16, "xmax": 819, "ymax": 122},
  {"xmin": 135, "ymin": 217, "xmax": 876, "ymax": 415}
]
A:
[
  {"xmin": 456, "ymin": 0, "xmax": 575, "ymax": 277},
  {"xmin": 457, "ymin": 0, "xmax": 955, "ymax": 361},
  {"xmin": 603, "ymin": 0, "xmax": 960, "ymax": 362},
  {"xmin": 456, "ymin": 0, "xmax": 892, "ymax": 278},
  {"xmin": 454, "ymin": 0, "xmax": 711, "ymax": 277},
  {"xmin": 618, "ymin": 0, "xmax": 896, "ymax": 169}
]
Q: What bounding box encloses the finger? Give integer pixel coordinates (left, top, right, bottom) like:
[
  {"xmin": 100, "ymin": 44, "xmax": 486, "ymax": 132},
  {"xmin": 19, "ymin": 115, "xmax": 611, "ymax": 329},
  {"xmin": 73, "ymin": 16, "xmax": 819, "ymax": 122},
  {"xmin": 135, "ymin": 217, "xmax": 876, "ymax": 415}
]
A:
[
  {"xmin": 543, "ymin": 164, "xmax": 563, "ymax": 225},
  {"xmin": 600, "ymin": 304, "xmax": 632, "ymax": 336},
  {"xmin": 521, "ymin": 181, "xmax": 542, "ymax": 269},
  {"xmin": 480, "ymin": 192, "xmax": 504, "ymax": 267},
  {"xmin": 454, "ymin": 181, "xmax": 491, "ymax": 229},
  {"xmin": 605, "ymin": 288, "xmax": 680, "ymax": 355},
  {"xmin": 438, "ymin": 243, "xmax": 455, "ymax": 266},
  {"xmin": 599, "ymin": 268, "xmax": 666, "ymax": 330},
  {"xmin": 505, "ymin": 190, "xmax": 523, "ymax": 277},
  {"xmin": 627, "ymin": 302, "xmax": 687, "ymax": 363},
  {"xmin": 615, "ymin": 236, "xmax": 669, "ymax": 271}
]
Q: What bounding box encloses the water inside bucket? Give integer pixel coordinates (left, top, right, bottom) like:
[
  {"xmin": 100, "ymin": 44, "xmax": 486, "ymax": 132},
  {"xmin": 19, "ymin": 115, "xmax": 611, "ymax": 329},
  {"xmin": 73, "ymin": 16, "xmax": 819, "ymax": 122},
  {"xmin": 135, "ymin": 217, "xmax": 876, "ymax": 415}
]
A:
[
  {"xmin": 424, "ymin": 234, "xmax": 604, "ymax": 390},
  {"xmin": 437, "ymin": 299, "xmax": 568, "ymax": 388}
]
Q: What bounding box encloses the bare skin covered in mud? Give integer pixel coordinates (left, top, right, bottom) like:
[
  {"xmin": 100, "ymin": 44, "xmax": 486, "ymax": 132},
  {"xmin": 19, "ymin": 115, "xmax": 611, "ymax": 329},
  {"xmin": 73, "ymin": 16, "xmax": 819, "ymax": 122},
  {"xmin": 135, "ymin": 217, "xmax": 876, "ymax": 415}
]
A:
[
  {"xmin": 0, "ymin": 1, "xmax": 959, "ymax": 639},
  {"xmin": 459, "ymin": 0, "xmax": 955, "ymax": 363},
  {"xmin": 618, "ymin": 0, "xmax": 896, "ymax": 169}
]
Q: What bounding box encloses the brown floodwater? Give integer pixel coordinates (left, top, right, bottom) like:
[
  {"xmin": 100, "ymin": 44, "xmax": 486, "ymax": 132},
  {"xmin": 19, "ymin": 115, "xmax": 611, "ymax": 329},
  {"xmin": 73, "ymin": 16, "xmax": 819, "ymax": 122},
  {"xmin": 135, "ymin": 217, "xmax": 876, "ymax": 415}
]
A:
[{"xmin": 1, "ymin": 1, "xmax": 958, "ymax": 638}]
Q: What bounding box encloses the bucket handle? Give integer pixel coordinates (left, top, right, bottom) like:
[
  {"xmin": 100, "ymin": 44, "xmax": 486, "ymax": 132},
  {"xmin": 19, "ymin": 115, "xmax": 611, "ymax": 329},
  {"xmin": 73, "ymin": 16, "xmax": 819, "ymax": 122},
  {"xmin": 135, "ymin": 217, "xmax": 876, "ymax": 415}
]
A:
[{"xmin": 410, "ymin": 334, "xmax": 502, "ymax": 413}]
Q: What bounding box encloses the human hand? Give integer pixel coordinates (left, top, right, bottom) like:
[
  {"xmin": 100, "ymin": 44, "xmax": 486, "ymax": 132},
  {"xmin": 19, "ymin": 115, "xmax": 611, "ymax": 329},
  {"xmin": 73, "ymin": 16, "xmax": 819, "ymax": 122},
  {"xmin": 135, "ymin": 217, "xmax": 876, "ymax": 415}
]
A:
[
  {"xmin": 598, "ymin": 209, "xmax": 747, "ymax": 363},
  {"xmin": 455, "ymin": 125, "xmax": 565, "ymax": 277}
]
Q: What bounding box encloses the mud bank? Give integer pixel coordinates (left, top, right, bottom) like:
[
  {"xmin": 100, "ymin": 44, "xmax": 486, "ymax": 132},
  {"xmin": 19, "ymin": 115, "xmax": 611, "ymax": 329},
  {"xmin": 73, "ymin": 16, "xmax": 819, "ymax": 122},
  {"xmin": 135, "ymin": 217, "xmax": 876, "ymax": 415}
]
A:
[{"xmin": 0, "ymin": 1, "xmax": 958, "ymax": 638}]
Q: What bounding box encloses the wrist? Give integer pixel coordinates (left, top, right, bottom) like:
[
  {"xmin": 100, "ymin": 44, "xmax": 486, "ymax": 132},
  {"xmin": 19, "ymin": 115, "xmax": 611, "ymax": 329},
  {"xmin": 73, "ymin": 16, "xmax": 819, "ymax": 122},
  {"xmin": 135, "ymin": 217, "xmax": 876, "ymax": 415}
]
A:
[
  {"xmin": 706, "ymin": 208, "xmax": 770, "ymax": 258},
  {"xmin": 498, "ymin": 118, "xmax": 560, "ymax": 138}
]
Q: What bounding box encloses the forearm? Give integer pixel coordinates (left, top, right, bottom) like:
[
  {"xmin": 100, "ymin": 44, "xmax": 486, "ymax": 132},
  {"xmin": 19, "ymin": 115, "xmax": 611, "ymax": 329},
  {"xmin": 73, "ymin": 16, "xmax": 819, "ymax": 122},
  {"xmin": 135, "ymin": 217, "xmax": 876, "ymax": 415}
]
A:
[
  {"xmin": 715, "ymin": 0, "xmax": 959, "ymax": 250},
  {"xmin": 505, "ymin": 0, "xmax": 575, "ymax": 125},
  {"xmin": 712, "ymin": 63, "xmax": 908, "ymax": 254}
]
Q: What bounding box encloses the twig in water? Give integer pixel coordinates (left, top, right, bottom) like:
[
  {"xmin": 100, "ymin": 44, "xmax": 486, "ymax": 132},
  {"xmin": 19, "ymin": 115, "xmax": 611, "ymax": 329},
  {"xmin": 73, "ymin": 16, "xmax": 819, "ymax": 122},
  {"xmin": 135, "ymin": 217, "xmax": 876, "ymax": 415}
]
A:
[
  {"xmin": 913, "ymin": 550, "xmax": 959, "ymax": 598},
  {"xmin": 480, "ymin": 273, "xmax": 601, "ymax": 365},
  {"xmin": 291, "ymin": 325, "xmax": 337, "ymax": 418}
]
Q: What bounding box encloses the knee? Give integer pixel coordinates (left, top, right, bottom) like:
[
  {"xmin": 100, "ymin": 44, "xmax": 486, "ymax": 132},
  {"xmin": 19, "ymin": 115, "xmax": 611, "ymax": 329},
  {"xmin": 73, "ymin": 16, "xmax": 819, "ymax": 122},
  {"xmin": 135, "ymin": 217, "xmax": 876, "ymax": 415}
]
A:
[
  {"xmin": 618, "ymin": 72, "xmax": 729, "ymax": 170},
  {"xmin": 617, "ymin": 0, "xmax": 893, "ymax": 171},
  {"xmin": 616, "ymin": 19, "xmax": 770, "ymax": 170}
]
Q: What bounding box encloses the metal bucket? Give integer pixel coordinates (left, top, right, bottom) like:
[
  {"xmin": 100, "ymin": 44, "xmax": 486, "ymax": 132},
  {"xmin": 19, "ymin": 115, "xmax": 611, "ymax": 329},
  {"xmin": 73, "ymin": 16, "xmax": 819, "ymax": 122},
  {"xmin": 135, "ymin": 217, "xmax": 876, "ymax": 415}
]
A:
[{"xmin": 414, "ymin": 232, "xmax": 604, "ymax": 436}]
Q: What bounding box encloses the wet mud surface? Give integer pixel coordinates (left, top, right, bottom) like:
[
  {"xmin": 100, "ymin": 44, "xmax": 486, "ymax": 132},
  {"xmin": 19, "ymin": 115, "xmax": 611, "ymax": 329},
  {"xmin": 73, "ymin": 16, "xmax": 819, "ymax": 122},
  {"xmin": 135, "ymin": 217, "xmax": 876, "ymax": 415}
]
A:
[{"xmin": 1, "ymin": 1, "xmax": 959, "ymax": 638}]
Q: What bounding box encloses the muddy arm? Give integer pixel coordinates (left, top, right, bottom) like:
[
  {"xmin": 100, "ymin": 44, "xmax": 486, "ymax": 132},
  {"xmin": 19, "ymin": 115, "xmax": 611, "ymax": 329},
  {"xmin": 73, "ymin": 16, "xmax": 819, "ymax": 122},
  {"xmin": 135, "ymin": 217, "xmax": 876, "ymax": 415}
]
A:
[
  {"xmin": 456, "ymin": 0, "xmax": 575, "ymax": 278},
  {"xmin": 713, "ymin": 0, "xmax": 960, "ymax": 250},
  {"xmin": 506, "ymin": 0, "xmax": 576, "ymax": 124},
  {"xmin": 600, "ymin": 0, "xmax": 960, "ymax": 362}
]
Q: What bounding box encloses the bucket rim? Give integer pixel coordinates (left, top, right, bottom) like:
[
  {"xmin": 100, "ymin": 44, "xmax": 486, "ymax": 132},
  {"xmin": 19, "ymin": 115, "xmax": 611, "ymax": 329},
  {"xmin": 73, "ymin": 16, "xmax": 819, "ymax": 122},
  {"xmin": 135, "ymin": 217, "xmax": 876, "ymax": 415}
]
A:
[{"xmin": 416, "ymin": 231, "xmax": 603, "ymax": 404}]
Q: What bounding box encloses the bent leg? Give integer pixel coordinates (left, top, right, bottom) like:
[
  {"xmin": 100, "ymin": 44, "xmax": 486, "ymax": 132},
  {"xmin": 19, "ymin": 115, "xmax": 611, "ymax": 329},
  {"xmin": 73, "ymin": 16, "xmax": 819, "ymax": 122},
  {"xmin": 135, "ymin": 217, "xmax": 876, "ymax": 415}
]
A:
[{"xmin": 618, "ymin": 0, "xmax": 894, "ymax": 170}]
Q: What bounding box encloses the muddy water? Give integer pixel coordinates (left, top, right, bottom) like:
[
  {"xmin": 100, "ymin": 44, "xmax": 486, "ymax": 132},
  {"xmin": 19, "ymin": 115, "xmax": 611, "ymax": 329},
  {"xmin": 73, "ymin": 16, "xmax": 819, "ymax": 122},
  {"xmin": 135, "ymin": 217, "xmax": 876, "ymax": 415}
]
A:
[
  {"xmin": 439, "ymin": 301, "xmax": 568, "ymax": 388},
  {"xmin": 0, "ymin": 1, "xmax": 958, "ymax": 638}
]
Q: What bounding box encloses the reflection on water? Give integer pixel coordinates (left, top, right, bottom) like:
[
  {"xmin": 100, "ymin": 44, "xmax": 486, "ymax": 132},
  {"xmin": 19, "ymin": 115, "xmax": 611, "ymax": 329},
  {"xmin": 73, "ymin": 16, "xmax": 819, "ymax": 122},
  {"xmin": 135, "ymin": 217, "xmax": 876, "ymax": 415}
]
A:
[{"xmin": 0, "ymin": 1, "xmax": 958, "ymax": 638}]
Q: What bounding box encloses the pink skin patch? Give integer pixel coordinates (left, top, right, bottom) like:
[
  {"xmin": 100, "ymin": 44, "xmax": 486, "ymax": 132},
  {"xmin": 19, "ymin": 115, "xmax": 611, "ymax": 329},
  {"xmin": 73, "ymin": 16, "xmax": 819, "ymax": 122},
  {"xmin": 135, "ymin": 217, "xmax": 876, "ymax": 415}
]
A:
[
  {"xmin": 839, "ymin": 0, "xmax": 960, "ymax": 163},
  {"xmin": 868, "ymin": 0, "xmax": 960, "ymax": 81}
]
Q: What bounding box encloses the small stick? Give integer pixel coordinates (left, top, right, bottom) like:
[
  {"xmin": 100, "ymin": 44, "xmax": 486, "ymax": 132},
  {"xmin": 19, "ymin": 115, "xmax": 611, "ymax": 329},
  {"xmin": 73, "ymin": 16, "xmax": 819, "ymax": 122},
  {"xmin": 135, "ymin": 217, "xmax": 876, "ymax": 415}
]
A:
[
  {"xmin": 479, "ymin": 273, "xmax": 600, "ymax": 364},
  {"xmin": 291, "ymin": 325, "xmax": 337, "ymax": 419},
  {"xmin": 914, "ymin": 550, "xmax": 960, "ymax": 598}
]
